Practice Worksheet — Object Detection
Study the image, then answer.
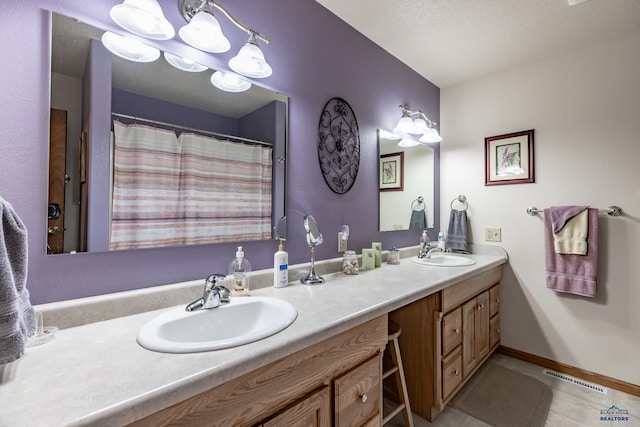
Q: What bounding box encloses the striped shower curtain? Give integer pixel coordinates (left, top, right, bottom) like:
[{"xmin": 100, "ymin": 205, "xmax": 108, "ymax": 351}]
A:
[{"xmin": 110, "ymin": 121, "xmax": 272, "ymax": 250}]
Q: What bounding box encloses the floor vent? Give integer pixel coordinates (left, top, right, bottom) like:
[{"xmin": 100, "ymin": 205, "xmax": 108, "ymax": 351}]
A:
[{"xmin": 543, "ymin": 369, "xmax": 608, "ymax": 394}]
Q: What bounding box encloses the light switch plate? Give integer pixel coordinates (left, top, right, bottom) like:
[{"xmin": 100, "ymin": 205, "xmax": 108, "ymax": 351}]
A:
[{"xmin": 485, "ymin": 227, "xmax": 502, "ymax": 242}]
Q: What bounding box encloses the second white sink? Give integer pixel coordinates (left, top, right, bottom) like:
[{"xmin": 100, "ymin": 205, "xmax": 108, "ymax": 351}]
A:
[
  {"xmin": 412, "ymin": 254, "xmax": 476, "ymax": 267},
  {"xmin": 137, "ymin": 296, "xmax": 298, "ymax": 353}
]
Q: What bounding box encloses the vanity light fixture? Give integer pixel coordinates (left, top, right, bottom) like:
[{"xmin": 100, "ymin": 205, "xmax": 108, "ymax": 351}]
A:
[
  {"xmin": 163, "ymin": 52, "xmax": 208, "ymax": 72},
  {"xmin": 179, "ymin": 0, "xmax": 272, "ymax": 78},
  {"xmin": 109, "ymin": 0, "xmax": 175, "ymax": 40},
  {"xmin": 393, "ymin": 104, "xmax": 442, "ymax": 143},
  {"xmin": 210, "ymin": 70, "xmax": 252, "ymax": 92},
  {"xmin": 101, "ymin": 31, "xmax": 161, "ymax": 63}
]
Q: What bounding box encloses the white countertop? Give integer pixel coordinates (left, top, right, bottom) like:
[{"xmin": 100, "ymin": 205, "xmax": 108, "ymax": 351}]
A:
[{"xmin": 0, "ymin": 248, "xmax": 507, "ymax": 426}]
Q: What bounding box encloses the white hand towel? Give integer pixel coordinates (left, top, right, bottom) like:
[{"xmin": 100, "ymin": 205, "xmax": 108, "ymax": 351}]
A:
[{"xmin": 0, "ymin": 196, "xmax": 36, "ymax": 365}]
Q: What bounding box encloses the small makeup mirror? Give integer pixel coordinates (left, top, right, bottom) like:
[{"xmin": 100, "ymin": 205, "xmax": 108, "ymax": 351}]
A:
[
  {"xmin": 301, "ymin": 215, "xmax": 324, "ymax": 284},
  {"xmin": 274, "ymin": 216, "xmax": 287, "ymax": 241}
]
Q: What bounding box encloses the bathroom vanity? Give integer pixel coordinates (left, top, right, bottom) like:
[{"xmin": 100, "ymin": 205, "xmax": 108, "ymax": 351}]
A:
[{"xmin": 0, "ymin": 247, "xmax": 507, "ymax": 426}]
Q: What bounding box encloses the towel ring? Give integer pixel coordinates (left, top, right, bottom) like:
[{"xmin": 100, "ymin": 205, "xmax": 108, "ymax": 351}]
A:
[
  {"xmin": 411, "ymin": 196, "xmax": 425, "ymax": 211},
  {"xmin": 450, "ymin": 195, "xmax": 468, "ymax": 211}
]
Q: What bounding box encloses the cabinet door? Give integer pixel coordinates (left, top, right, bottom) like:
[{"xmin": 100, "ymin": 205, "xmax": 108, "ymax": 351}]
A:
[
  {"xmin": 490, "ymin": 313, "xmax": 500, "ymax": 349},
  {"xmin": 462, "ymin": 298, "xmax": 478, "ymax": 377},
  {"xmin": 334, "ymin": 355, "xmax": 382, "ymax": 427},
  {"xmin": 489, "ymin": 285, "xmax": 500, "ymax": 318},
  {"xmin": 462, "ymin": 291, "xmax": 490, "ymax": 377},
  {"xmin": 262, "ymin": 386, "xmax": 331, "ymax": 427},
  {"xmin": 476, "ymin": 291, "xmax": 490, "ymax": 362}
]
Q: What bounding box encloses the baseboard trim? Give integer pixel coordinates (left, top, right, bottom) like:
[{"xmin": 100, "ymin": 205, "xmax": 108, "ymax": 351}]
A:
[{"xmin": 497, "ymin": 346, "xmax": 640, "ymax": 397}]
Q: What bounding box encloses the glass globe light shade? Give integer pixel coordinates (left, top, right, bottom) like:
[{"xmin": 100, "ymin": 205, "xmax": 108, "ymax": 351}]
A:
[
  {"xmin": 229, "ymin": 39, "xmax": 272, "ymax": 78},
  {"xmin": 179, "ymin": 11, "xmax": 231, "ymax": 53},
  {"xmin": 163, "ymin": 52, "xmax": 207, "ymax": 72},
  {"xmin": 101, "ymin": 31, "xmax": 160, "ymax": 63},
  {"xmin": 210, "ymin": 70, "xmax": 252, "ymax": 92},
  {"xmin": 419, "ymin": 127, "xmax": 443, "ymax": 143},
  {"xmin": 110, "ymin": 0, "xmax": 175, "ymax": 40},
  {"xmin": 393, "ymin": 116, "xmax": 418, "ymax": 134},
  {"xmin": 398, "ymin": 138, "xmax": 420, "ymax": 147}
]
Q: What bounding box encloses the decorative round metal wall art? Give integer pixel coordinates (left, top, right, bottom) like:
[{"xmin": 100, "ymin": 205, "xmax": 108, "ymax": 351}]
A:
[{"xmin": 317, "ymin": 97, "xmax": 360, "ymax": 194}]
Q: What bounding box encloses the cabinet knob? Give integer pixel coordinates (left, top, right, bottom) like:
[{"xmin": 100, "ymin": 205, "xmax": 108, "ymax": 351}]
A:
[
  {"xmin": 360, "ymin": 393, "xmax": 368, "ymax": 404},
  {"xmin": 477, "ymin": 304, "xmax": 484, "ymax": 311},
  {"xmin": 496, "ymin": 298, "xmax": 500, "ymax": 303},
  {"xmin": 454, "ymin": 328, "xmax": 460, "ymax": 334},
  {"xmin": 454, "ymin": 369, "xmax": 460, "ymax": 376},
  {"xmin": 497, "ymin": 328, "xmax": 501, "ymax": 333}
]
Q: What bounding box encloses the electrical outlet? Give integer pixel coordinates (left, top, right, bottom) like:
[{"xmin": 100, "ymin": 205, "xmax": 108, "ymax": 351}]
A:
[
  {"xmin": 485, "ymin": 227, "xmax": 502, "ymax": 242},
  {"xmin": 338, "ymin": 232, "xmax": 347, "ymax": 252}
]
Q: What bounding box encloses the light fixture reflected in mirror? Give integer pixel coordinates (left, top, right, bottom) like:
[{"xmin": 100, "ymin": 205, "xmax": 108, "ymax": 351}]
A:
[
  {"xmin": 101, "ymin": 31, "xmax": 160, "ymax": 62},
  {"xmin": 398, "ymin": 138, "xmax": 420, "ymax": 147},
  {"xmin": 109, "ymin": 0, "xmax": 175, "ymax": 40},
  {"xmin": 163, "ymin": 52, "xmax": 207, "ymax": 72},
  {"xmin": 210, "ymin": 70, "xmax": 251, "ymax": 92}
]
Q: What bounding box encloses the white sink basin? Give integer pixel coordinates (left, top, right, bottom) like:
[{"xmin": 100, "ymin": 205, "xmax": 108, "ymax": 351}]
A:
[
  {"xmin": 137, "ymin": 296, "xmax": 298, "ymax": 353},
  {"xmin": 412, "ymin": 254, "xmax": 476, "ymax": 267}
]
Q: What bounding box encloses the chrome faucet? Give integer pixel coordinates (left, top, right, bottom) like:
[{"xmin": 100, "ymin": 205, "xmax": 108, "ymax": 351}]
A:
[
  {"xmin": 418, "ymin": 240, "xmax": 443, "ymax": 258},
  {"xmin": 185, "ymin": 274, "xmax": 231, "ymax": 312}
]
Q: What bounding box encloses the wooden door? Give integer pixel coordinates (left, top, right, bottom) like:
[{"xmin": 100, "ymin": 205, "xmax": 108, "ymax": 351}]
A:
[{"xmin": 48, "ymin": 108, "xmax": 67, "ymax": 254}]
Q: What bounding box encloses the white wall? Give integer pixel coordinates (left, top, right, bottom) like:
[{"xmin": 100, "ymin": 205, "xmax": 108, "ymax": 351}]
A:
[{"xmin": 441, "ymin": 28, "xmax": 640, "ymax": 385}]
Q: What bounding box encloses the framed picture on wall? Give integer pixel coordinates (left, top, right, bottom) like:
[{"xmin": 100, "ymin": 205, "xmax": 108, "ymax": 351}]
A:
[
  {"xmin": 485, "ymin": 129, "xmax": 535, "ymax": 185},
  {"xmin": 380, "ymin": 152, "xmax": 404, "ymax": 191}
]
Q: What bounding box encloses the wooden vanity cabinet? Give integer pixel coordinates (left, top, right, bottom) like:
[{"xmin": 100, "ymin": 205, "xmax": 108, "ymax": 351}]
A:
[
  {"xmin": 128, "ymin": 315, "xmax": 387, "ymax": 427},
  {"xmin": 389, "ymin": 265, "xmax": 503, "ymax": 422}
]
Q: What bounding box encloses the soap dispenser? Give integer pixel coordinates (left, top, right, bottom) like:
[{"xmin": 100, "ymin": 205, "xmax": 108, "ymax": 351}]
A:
[
  {"xmin": 273, "ymin": 239, "xmax": 289, "ymax": 288},
  {"xmin": 229, "ymin": 246, "xmax": 251, "ymax": 296}
]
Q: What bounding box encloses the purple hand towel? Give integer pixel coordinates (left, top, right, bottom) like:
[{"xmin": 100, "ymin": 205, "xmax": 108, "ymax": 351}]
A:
[{"xmin": 544, "ymin": 207, "xmax": 598, "ymax": 297}]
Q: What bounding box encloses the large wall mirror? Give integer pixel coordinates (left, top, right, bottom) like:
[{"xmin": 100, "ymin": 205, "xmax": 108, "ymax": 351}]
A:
[
  {"xmin": 378, "ymin": 130, "xmax": 435, "ymax": 232},
  {"xmin": 48, "ymin": 13, "xmax": 288, "ymax": 255}
]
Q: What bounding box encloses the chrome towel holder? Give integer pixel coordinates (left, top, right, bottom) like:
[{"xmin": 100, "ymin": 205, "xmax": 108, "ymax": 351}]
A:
[
  {"xmin": 450, "ymin": 195, "xmax": 468, "ymax": 211},
  {"xmin": 526, "ymin": 206, "xmax": 623, "ymax": 216}
]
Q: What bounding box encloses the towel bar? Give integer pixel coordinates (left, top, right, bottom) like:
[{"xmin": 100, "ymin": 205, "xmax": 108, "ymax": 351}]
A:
[{"xmin": 526, "ymin": 206, "xmax": 622, "ymax": 216}]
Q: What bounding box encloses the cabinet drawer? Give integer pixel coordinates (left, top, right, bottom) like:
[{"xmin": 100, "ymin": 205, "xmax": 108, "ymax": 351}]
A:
[
  {"xmin": 490, "ymin": 313, "xmax": 500, "ymax": 349},
  {"xmin": 441, "ymin": 346, "xmax": 462, "ymax": 400},
  {"xmin": 442, "ymin": 266, "xmax": 503, "ymax": 312},
  {"xmin": 489, "ymin": 285, "xmax": 500, "ymax": 318},
  {"xmin": 442, "ymin": 307, "xmax": 462, "ymax": 356},
  {"xmin": 334, "ymin": 355, "xmax": 381, "ymax": 427}
]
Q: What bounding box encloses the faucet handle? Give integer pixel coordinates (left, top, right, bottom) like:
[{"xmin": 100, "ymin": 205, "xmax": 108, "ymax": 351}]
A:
[{"xmin": 205, "ymin": 273, "xmax": 227, "ymax": 290}]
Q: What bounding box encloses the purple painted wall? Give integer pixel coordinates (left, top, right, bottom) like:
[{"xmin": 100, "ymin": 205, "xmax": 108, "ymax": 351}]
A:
[{"xmin": 0, "ymin": 0, "xmax": 439, "ymax": 304}]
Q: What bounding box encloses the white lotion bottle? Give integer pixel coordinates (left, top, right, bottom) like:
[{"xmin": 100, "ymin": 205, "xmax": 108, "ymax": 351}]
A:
[{"xmin": 273, "ymin": 239, "xmax": 289, "ymax": 288}]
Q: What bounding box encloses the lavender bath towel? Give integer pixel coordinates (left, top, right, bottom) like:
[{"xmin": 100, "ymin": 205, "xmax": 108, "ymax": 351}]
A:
[
  {"xmin": 0, "ymin": 197, "xmax": 36, "ymax": 364},
  {"xmin": 544, "ymin": 207, "xmax": 598, "ymax": 297}
]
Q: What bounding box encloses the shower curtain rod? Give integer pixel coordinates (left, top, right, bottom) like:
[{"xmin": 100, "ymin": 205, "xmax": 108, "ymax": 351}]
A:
[{"xmin": 111, "ymin": 112, "xmax": 273, "ymax": 147}]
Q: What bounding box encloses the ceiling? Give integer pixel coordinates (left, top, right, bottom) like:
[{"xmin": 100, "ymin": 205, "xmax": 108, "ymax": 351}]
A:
[{"xmin": 315, "ymin": 0, "xmax": 640, "ymax": 88}]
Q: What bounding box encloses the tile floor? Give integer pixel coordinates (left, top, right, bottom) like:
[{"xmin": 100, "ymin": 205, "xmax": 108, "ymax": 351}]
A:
[{"xmin": 384, "ymin": 353, "xmax": 640, "ymax": 427}]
